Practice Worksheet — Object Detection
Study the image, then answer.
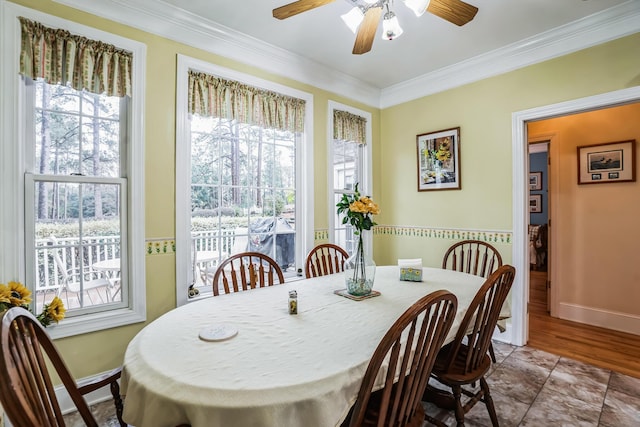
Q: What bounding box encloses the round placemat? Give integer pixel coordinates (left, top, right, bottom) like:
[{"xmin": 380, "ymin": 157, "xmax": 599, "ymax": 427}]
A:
[{"xmin": 198, "ymin": 324, "xmax": 238, "ymax": 342}]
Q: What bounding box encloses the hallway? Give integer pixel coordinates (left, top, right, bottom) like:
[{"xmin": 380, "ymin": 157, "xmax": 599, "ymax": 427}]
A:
[{"xmin": 528, "ymin": 270, "xmax": 640, "ymax": 379}]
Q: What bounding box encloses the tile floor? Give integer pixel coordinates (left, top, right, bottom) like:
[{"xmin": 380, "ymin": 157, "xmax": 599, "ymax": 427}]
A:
[{"xmin": 65, "ymin": 342, "xmax": 640, "ymax": 427}]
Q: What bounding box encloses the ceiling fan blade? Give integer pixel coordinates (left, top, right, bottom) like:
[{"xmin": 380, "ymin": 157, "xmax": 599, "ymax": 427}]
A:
[
  {"xmin": 273, "ymin": 0, "xmax": 336, "ymax": 20},
  {"xmin": 352, "ymin": 7, "xmax": 382, "ymax": 55},
  {"xmin": 427, "ymin": 0, "xmax": 478, "ymax": 26}
]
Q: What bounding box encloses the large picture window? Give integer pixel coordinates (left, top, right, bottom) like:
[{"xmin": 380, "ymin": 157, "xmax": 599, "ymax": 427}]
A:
[
  {"xmin": 25, "ymin": 80, "xmax": 128, "ymax": 316},
  {"xmin": 0, "ymin": 4, "xmax": 146, "ymax": 337},
  {"xmin": 176, "ymin": 56, "xmax": 314, "ymax": 304}
]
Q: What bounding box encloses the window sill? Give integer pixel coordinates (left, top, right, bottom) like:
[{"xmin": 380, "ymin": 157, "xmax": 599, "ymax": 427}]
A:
[{"xmin": 47, "ymin": 307, "xmax": 146, "ymax": 339}]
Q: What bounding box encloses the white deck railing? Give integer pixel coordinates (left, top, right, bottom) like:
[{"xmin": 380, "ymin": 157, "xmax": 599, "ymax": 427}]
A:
[
  {"xmin": 35, "ymin": 235, "xmax": 121, "ymax": 292},
  {"xmin": 35, "ymin": 231, "xmax": 240, "ymax": 291}
]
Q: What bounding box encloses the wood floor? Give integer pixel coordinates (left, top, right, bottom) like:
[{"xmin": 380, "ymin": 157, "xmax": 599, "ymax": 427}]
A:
[{"xmin": 528, "ymin": 270, "xmax": 640, "ymax": 379}]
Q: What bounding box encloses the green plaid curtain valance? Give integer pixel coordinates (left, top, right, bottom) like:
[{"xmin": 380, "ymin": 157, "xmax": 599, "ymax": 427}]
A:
[
  {"xmin": 19, "ymin": 17, "xmax": 132, "ymax": 97},
  {"xmin": 333, "ymin": 109, "xmax": 367, "ymax": 145},
  {"xmin": 188, "ymin": 70, "xmax": 306, "ymax": 133}
]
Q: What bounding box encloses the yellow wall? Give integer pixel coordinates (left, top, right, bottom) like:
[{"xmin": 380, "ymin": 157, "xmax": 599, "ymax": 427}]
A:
[
  {"xmin": 376, "ymin": 33, "xmax": 640, "ymax": 268},
  {"xmin": 528, "ymin": 103, "xmax": 640, "ymax": 316},
  {"xmin": 7, "ymin": 0, "xmax": 640, "ymax": 381}
]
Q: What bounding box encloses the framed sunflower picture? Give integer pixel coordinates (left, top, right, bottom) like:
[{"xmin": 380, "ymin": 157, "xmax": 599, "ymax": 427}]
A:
[{"xmin": 416, "ymin": 127, "xmax": 461, "ymax": 191}]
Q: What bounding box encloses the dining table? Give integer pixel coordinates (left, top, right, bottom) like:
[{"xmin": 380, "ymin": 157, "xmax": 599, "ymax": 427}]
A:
[{"xmin": 120, "ymin": 265, "xmax": 485, "ymax": 427}]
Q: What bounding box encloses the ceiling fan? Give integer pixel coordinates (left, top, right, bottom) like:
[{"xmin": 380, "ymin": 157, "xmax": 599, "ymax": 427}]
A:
[{"xmin": 273, "ymin": 0, "xmax": 478, "ymax": 55}]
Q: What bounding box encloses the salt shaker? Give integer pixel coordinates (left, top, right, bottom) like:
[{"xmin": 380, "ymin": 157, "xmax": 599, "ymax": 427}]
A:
[{"xmin": 288, "ymin": 290, "xmax": 298, "ymax": 315}]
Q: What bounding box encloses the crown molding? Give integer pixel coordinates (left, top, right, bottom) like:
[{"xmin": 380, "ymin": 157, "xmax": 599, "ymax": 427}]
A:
[
  {"xmin": 51, "ymin": 0, "xmax": 381, "ymax": 107},
  {"xmin": 380, "ymin": 1, "xmax": 640, "ymax": 108},
  {"xmin": 52, "ymin": 0, "xmax": 640, "ymax": 109}
]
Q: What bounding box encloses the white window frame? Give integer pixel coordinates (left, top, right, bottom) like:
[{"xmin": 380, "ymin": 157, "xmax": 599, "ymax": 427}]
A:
[
  {"xmin": 175, "ymin": 55, "xmax": 314, "ymax": 306},
  {"xmin": 0, "ymin": 1, "xmax": 146, "ymax": 338},
  {"xmin": 327, "ymin": 101, "xmax": 373, "ymax": 254}
]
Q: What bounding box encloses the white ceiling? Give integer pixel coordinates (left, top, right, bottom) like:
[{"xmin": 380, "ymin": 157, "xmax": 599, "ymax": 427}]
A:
[
  {"xmin": 158, "ymin": 0, "xmax": 626, "ymax": 88},
  {"xmin": 54, "ymin": 0, "xmax": 640, "ymax": 107}
]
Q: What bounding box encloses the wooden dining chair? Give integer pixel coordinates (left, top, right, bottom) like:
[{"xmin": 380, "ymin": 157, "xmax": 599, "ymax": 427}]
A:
[
  {"xmin": 442, "ymin": 240, "xmax": 503, "ymax": 279},
  {"xmin": 442, "ymin": 239, "xmax": 503, "ymax": 362},
  {"xmin": 423, "ymin": 265, "xmax": 516, "ymax": 427},
  {"xmin": 211, "ymin": 251, "xmax": 285, "ymax": 296},
  {"xmin": 344, "ymin": 290, "xmax": 458, "ymax": 427},
  {"xmin": 0, "ymin": 306, "xmax": 126, "ymax": 427},
  {"xmin": 305, "ymin": 243, "xmax": 349, "ymax": 278}
]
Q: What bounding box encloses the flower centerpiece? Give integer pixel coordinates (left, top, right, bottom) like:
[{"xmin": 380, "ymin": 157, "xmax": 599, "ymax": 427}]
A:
[
  {"xmin": 336, "ymin": 184, "xmax": 380, "ymax": 296},
  {"xmin": 0, "ymin": 281, "xmax": 66, "ymax": 327}
]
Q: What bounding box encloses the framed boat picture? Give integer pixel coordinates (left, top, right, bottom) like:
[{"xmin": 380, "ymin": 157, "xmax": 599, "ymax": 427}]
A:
[{"xmin": 577, "ymin": 140, "xmax": 636, "ymax": 184}]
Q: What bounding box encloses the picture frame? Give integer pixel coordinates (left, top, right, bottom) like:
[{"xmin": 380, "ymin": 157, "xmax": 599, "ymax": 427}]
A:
[
  {"xmin": 529, "ymin": 172, "xmax": 542, "ymax": 191},
  {"xmin": 577, "ymin": 140, "xmax": 636, "ymax": 185},
  {"xmin": 416, "ymin": 127, "xmax": 461, "ymax": 191},
  {"xmin": 529, "ymin": 194, "xmax": 542, "ymax": 213}
]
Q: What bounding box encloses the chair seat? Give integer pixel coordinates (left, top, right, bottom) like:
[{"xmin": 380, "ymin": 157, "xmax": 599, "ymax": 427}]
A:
[{"xmin": 432, "ymin": 343, "xmax": 492, "ymax": 385}]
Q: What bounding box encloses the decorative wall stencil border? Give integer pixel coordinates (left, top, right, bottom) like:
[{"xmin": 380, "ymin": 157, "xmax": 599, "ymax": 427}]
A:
[
  {"xmin": 146, "ymin": 239, "xmax": 176, "ymax": 255},
  {"xmin": 149, "ymin": 227, "xmax": 511, "ymax": 255},
  {"xmin": 313, "ymin": 227, "xmax": 511, "ymax": 244},
  {"xmin": 374, "ymin": 226, "xmax": 512, "ymax": 244}
]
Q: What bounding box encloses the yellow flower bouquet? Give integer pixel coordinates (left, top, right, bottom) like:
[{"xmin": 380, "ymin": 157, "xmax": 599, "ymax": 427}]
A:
[
  {"xmin": 0, "ymin": 281, "xmax": 66, "ymax": 327},
  {"xmin": 336, "ymin": 183, "xmax": 380, "ymax": 295}
]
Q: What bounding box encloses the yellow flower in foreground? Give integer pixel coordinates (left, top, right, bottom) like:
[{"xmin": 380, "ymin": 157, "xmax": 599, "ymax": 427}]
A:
[
  {"xmin": 47, "ymin": 297, "xmax": 66, "ymax": 322},
  {"xmin": 0, "ymin": 284, "xmax": 11, "ymax": 304},
  {"xmin": 8, "ymin": 281, "xmax": 32, "ymax": 306}
]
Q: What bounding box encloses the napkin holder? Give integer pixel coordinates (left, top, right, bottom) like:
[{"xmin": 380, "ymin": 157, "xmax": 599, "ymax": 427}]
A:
[{"xmin": 398, "ymin": 258, "xmax": 423, "ymax": 282}]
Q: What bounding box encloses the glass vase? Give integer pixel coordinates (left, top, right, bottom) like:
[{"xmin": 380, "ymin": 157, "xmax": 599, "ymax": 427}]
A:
[{"xmin": 345, "ymin": 233, "xmax": 376, "ymax": 296}]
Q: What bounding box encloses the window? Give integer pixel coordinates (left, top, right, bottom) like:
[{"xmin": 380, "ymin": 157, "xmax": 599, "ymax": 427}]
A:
[
  {"xmin": 328, "ymin": 102, "xmax": 372, "ymax": 254},
  {"xmin": 175, "ymin": 56, "xmax": 314, "ymax": 305},
  {"xmin": 0, "ymin": 4, "xmax": 146, "ymax": 338},
  {"xmin": 25, "ymin": 81, "xmax": 128, "ymax": 315}
]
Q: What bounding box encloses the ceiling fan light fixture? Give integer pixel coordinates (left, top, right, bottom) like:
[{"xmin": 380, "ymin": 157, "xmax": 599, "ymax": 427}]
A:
[
  {"xmin": 362, "ymin": 0, "xmax": 379, "ymax": 4},
  {"xmin": 403, "ymin": 0, "xmax": 430, "ymax": 17},
  {"xmin": 381, "ymin": 10, "xmax": 403, "ymax": 40},
  {"xmin": 341, "ymin": 7, "xmax": 365, "ymax": 33}
]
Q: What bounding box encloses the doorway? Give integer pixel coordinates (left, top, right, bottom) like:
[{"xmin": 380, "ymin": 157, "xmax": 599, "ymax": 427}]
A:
[
  {"xmin": 528, "ymin": 142, "xmax": 549, "ymax": 312},
  {"xmin": 510, "ymin": 85, "xmax": 640, "ymax": 347}
]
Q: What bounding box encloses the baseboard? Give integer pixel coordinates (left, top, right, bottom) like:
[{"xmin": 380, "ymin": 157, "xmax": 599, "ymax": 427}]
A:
[
  {"xmin": 558, "ymin": 302, "xmax": 640, "ymax": 336},
  {"xmin": 3, "ymin": 371, "xmax": 119, "ymax": 427},
  {"xmin": 60, "ymin": 372, "xmax": 119, "ymax": 415}
]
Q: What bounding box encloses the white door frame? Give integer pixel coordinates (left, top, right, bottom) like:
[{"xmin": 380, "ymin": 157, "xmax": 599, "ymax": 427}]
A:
[{"xmin": 510, "ymin": 86, "xmax": 640, "ymax": 346}]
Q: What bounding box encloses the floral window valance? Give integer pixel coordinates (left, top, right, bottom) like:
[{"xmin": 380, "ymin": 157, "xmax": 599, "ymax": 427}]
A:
[
  {"xmin": 188, "ymin": 70, "xmax": 306, "ymax": 133},
  {"xmin": 18, "ymin": 17, "xmax": 133, "ymax": 97},
  {"xmin": 333, "ymin": 110, "xmax": 367, "ymax": 145}
]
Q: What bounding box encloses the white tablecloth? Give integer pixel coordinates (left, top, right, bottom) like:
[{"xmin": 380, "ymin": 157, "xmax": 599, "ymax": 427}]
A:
[{"xmin": 121, "ymin": 266, "xmax": 484, "ymax": 427}]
